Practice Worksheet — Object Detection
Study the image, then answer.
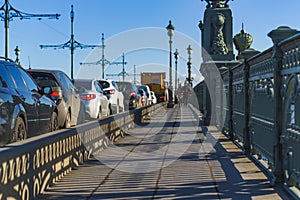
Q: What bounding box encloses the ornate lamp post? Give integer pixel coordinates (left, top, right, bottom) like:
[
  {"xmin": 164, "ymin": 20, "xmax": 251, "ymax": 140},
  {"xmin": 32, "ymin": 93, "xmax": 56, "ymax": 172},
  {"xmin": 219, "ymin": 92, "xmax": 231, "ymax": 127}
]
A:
[
  {"xmin": 0, "ymin": 0, "xmax": 59, "ymax": 58},
  {"xmin": 40, "ymin": 5, "xmax": 98, "ymax": 79},
  {"xmin": 174, "ymin": 49, "xmax": 179, "ymax": 99},
  {"xmin": 14, "ymin": 45, "xmax": 20, "ymax": 65},
  {"xmin": 166, "ymin": 20, "xmax": 175, "ymax": 105},
  {"xmin": 187, "ymin": 45, "xmax": 193, "ymax": 87}
]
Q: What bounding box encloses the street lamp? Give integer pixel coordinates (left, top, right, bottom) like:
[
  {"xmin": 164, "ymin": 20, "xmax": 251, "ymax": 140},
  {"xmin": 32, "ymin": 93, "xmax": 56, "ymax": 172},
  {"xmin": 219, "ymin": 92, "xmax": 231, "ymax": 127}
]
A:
[
  {"xmin": 174, "ymin": 49, "xmax": 179, "ymax": 99},
  {"xmin": 0, "ymin": 0, "xmax": 59, "ymax": 58},
  {"xmin": 166, "ymin": 20, "xmax": 175, "ymax": 106},
  {"xmin": 187, "ymin": 45, "xmax": 193, "ymax": 87},
  {"xmin": 14, "ymin": 46, "xmax": 20, "ymax": 65}
]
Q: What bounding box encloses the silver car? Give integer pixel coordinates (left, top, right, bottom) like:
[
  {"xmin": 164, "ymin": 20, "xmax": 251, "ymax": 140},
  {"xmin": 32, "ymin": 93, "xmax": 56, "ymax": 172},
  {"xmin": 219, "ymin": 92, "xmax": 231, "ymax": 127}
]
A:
[
  {"xmin": 74, "ymin": 79, "xmax": 110, "ymax": 119},
  {"xmin": 27, "ymin": 69, "xmax": 85, "ymax": 128}
]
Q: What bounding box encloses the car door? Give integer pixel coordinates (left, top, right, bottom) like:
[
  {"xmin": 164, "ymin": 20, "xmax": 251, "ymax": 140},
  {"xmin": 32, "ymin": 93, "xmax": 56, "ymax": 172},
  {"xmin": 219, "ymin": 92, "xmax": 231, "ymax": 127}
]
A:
[
  {"xmin": 17, "ymin": 67, "xmax": 52, "ymax": 133},
  {"xmin": 95, "ymin": 81, "xmax": 108, "ymax": 114},
  {"xmin": 6, "ymin": 65, "xmax": 39, "ymax": 135},
  {"xmin": 0, "ymin": 65, "xmax": 20, "ymax": 144},
  {"xmin": 112, "ymin": 81, "xmax": 124, "ymax": 108},
  {"xmin": 59, "ymin": 73, "xmax": 81, "ymax": 125}
]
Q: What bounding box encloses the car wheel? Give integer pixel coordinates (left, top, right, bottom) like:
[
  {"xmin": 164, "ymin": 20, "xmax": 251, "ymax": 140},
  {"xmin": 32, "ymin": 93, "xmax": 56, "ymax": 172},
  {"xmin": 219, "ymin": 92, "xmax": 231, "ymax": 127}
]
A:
[
  {"xmin": 11, "ymin": 117, "xmax": 27, "ymax": 142},
  {"xmin": 64, "ymin": 111, "xmax": 71, "ymax": 128},
  {"xmin": 51, "ymin": 112, "xmax": 59, "ymax": 131}
]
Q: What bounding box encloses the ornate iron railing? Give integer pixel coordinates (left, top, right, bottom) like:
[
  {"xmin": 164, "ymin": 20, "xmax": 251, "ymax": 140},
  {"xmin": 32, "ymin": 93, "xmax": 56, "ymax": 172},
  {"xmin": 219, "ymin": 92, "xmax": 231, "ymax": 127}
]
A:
[
  {"xmin": 0, "ymin": 103, "xmax": 164, "ymax": 199},
  {"xmin": 218, "ymin": 31, "xmax": 300, "ymax": 197}
]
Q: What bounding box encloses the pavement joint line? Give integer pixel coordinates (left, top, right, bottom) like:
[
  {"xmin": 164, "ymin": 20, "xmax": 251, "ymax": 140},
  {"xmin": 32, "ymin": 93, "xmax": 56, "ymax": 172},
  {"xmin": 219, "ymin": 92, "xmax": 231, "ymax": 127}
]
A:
[
  {"xmin": 199, "ymin": 136, "xmax": 221, "ymax": 199},
  {"xmin": 86, "ymin": 110, "xmax": 161, "ymax": 199},
  {"xmin": 87, "ymin": 106, "xmax": 177, "ymax": 199},
  {"xmin": 152, "ymin": 107, "xmax": 180, "ymax": 199},
  {"xmin": 189, "ymin": 104, "xmax": 222, "ymax": 199}
]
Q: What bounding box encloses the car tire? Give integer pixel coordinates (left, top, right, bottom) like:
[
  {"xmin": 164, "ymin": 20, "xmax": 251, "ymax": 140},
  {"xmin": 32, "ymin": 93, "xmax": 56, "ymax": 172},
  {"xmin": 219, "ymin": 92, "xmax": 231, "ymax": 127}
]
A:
[
  {"xmin": 64, "ymin": 111, "xmax": 71, "ymax": 128},
  {"xmin": 11, "ymin": 117, "xmax": 27, "ymax": 142},
  {"xmin": 108, "ymin": 104, "xmax": 112, "ymax": 115},
  {"xmin": 51, "ymin": 112, "xmax": 59, "ymax": 132}
]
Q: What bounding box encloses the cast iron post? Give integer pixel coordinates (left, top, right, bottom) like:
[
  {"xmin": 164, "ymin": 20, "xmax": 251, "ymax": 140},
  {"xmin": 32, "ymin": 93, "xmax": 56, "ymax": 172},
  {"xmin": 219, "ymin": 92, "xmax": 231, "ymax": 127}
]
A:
[
  {"xmin": 228, "ymin": 66, "xmax": 234, "ymax": 140},
  {"xmin": 268, "ymin": 26, "xmax": 298, "ymax": 184},
  {"xmin": 174, "ymin": 49, "xmax": 179, "ymax": 97}
]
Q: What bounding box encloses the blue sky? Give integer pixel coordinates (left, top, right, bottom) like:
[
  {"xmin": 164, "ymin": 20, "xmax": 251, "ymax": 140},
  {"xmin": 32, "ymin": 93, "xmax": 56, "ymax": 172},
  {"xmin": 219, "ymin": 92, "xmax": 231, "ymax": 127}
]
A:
[{"xmin": 1, "ymin": 0, "xmax": 300, "ymax": 85}]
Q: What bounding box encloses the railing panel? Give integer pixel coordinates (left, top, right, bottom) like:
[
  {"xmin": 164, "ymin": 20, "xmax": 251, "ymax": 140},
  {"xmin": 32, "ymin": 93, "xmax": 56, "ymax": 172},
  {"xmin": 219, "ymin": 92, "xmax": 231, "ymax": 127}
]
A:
[
  {"xmin": 233, "ymin": 111, "xmax": 244, "ymax": 141},
  {"xmin": 222, "ymin": 86, "xmax": 230, "ymax": 133},
  {"xmin": 250, "ymin": 116, "xmax": 275, "ymax": 162},
  {"xmin": 250, "ymin": 88, "xmax": 275, "ymax": 121},
  {"xmin": 284, "ymin": 127, "xmax": 300, "ymax": 187},
  {"xmin": 248, "ymin": 49, "xmax": 273, "ymax": 80},
  {"xmin": 296, "ymin": 97, "xmax": 300, "ymax": 128},
  {"xmin": 281, "ymin": 34, "xmax": 300, "ymax": 71},
  {"xmin": 233, "ymin": 90, "xmax": 244, "ymax": 113}
]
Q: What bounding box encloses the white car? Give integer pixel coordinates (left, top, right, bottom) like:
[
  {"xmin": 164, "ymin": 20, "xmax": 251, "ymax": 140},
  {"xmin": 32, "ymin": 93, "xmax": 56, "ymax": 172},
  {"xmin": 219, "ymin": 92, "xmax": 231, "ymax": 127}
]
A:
[
  {"xmin": 150, "ymin": 91, "xmax": 157, "ymax": 104},
  {"xmin": 74, "ymin": 79, "xmax": 110, "ymax": 119},
  {"xmin": 137, "ymin": 85, "xmax": 152, "ymax": 105},
  {"xmin": 97, "ymin": 79, "xmax": 124, "ymax": 114}
]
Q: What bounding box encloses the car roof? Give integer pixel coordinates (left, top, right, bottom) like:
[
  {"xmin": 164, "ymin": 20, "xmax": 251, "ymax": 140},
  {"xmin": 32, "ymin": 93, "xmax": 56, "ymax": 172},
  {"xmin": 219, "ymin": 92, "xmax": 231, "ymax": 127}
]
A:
[
  {"xmin": 0, "ymin": 58, "xmax": 16, "ymax": 65},
  {"xmin": 116, "ymin": 81, "xmax": 131, "ymax": 83},
  {"xmin": 97, "ymin": 79, "xmax": 113, "ymax": 81},
  {"xmin": 27, "ymin": 69, "xmax": 64, "ymax": 74},
  {"xmin": 138, "ymin": 85, "xmax": 149, "ymax": 89},
  {"xmin": 74, "ymin": 79, "xmax": 94, "ymax": 82}
]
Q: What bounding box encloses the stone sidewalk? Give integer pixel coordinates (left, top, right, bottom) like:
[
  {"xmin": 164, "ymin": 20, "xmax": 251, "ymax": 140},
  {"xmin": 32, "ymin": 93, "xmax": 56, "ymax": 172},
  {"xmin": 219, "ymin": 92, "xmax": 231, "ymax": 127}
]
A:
[{"xmin": 38, "ymin": 105, "xmax": 291, "ymax": 200}]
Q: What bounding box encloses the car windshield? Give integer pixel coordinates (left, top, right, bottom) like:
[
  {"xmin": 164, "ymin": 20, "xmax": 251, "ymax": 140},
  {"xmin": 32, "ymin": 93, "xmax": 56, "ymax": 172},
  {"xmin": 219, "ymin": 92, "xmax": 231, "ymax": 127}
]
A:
[
  {"xmin": 138, "ymin": 86, "xmax": 149, "ymax": 95},
  {"xmin": 98, "ymin": 80, "xmax": 110, "ymax": 89},
  {"xmin": 138, "ymin": 89, "xmax": 145, "ymax": 95},
  {"xmin": 74, "ymin": 80, "xmax": 92, "ymax": 91}
]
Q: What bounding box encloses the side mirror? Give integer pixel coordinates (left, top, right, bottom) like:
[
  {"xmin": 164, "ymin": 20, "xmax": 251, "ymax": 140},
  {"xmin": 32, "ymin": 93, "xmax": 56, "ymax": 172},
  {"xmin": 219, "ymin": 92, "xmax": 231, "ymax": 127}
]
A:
[{"xmin": 74, "ymin": 87, "xmax": 80, "ymax": 93}]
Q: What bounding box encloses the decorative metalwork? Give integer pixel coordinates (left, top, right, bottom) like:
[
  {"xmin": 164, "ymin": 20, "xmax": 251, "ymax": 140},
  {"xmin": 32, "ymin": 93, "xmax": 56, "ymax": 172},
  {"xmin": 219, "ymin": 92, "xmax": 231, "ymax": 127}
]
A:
[
  {"xmin": 0, "ymin": 0, "xmax": 60, "ymax": 58},
  {"xmin": 211, "ymin": 13, "xmax": 228, "ymax": 55},
  {"xmin": 105, "ymin": 53, "xmax": 129, "ymax": 81},
  {"xmin": 218, "ymin": 27, "xmax": 300, "ymax": 193},
  {"xmin": 201, "ymin": 0, "xmax": 233, "ymax": 8},
  {"xmin": 40, "ymin": 5, "xmax": 98, "ymax": 79},
  {"xmin": 0, "ymin": 103, "xmax": 164, "ymax": 199},
  {"xmin": 233, "ymin": 24, "xmax": 253, "ymax": 59},
  {"xmin": 80, "ymin": 33, "xmax": 109, "ymax": 79}
]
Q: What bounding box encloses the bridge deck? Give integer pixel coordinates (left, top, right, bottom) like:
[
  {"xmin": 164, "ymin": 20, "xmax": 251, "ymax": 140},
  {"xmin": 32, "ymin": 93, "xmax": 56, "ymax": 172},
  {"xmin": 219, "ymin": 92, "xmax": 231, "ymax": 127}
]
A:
[{"xmin": 38, "ymin": 105, "xmax": 289, "ymax": 199}]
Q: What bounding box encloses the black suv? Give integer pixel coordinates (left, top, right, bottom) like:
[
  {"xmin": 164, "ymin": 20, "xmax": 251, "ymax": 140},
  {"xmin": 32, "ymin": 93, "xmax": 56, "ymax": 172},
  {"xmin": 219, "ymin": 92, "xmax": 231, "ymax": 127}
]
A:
[
  {"xmin": 116, "ymin": 81, "xmax": 141, "ymax": 110},
  {"xmin": 0, "ymin": 58, "xmax": 58, "ymax": 146}
]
